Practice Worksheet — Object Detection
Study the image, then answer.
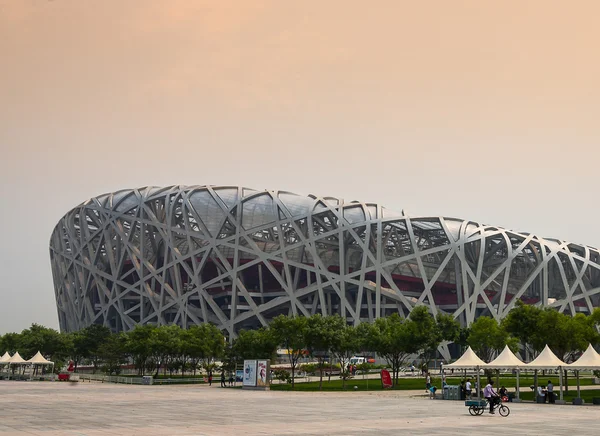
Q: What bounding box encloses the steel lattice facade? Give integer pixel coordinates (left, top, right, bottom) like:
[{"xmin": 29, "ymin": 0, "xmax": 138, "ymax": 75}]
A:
[{"xmin": 50, "ymin": 185, "xmax": 600, "ymax": 359}]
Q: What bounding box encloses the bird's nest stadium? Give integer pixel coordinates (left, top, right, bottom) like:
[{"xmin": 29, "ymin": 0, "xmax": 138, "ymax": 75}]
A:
[{"xmin": 50, "ymin": 185, "xmax": 600, "ymax": 358}]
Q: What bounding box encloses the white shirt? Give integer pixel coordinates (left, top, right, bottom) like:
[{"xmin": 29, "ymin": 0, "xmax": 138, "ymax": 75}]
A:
[{"xmin": 466, "ymin": 381, "xmax": 472, "ymax": 390}]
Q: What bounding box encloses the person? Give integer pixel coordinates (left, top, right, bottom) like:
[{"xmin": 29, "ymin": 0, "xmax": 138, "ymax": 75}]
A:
[
  {"xmin": 208, "ymin": 372, "xmax": 213, "ymax": 386},
  {"xmin": 425, "ymin": 373, "xmax": 431, "ymax": 392},
  {"xmin": 410, "ymin": 364, "xmax": 415, "ymax": 376},
  {"xmin": 483, "ymin": 380, "xmax": 499, "ymax": 414},
  {"xmin": 537, "ymin": 385, "xmax": 546, "ymax": 403},
  {"xmin": 220, "ymin": 372, "xmax": 226, "ymax": 387},
  {"xmin": 460, "ymin": 380, "xmax": 466, "ymax": 400},
  {"xmin": 547, "ymin": 380, "xmax": 555, "ymax": 404},
  {"xmin": 465, "ymin": 378, "xmax": 472, "ymax": 400},
  {"xmin": 228, "ymin": 373, "xmax": 234, "ymax": 386},
  {"xmin": 498, "ymin": 386, "xmax": 508, "ymax": 401},
  {"xmin": 428, "ymin": 385, "xmax": 437, "ymax": 400}
]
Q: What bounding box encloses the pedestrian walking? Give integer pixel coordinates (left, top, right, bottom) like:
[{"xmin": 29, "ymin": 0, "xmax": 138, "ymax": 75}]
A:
[{"xmin": 220, "ymin": 372, "xmax": 226, "ymax": 387}]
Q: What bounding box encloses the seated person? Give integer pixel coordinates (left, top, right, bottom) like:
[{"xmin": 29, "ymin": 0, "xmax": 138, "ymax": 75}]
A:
[
  {"xmin": 537, "ymin": 385, "xmax": 546, "ymax": 402},
  {"xmin": 498, "ymin": 386, "xmax": 508, "ymax": 401}
]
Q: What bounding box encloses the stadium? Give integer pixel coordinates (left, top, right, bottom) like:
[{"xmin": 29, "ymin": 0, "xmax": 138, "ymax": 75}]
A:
[{"xmin": 50, "ymin": 185, "xmax": 600, "ymax": 359}]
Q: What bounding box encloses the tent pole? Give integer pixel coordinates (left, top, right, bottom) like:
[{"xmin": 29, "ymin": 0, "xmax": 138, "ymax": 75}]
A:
[
  {"xmin": 476, "ymin": 366, "xmax": 481, "ymax": 400},
  {"xmin": 576, "ymin": 370, "xmax": 580, "ymax": 399},
  {"xmin": 516, "ymin": 368, "xmax": 520, "ymax": 400},
  {"xmin": 559, "ymin": 367, "xmax": 564, "ymax": 401}
]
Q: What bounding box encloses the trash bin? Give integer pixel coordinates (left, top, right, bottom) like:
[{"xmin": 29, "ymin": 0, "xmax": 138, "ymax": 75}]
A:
[
  {"xmin": 142, "ymin": 376, "xmax": 153, "ymax": 385},
  {"xmin": 443, "ymin": 386, "xmax": 450, "ymax": 400},
  {"xmin": 449, "ymin": 385, "xmax": 457, "ymax": 400}
]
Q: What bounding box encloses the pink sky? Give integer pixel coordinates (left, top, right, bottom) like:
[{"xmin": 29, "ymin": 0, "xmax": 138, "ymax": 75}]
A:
[{"xmin": 1, "ymin": 0, "xmax": 599, "ymax": 332}]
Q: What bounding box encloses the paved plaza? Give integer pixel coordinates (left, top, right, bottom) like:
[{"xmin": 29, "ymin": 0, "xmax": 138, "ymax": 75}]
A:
[{"xmin": 1, "ymin": 381, "xmax": 599, "ymax": 435}]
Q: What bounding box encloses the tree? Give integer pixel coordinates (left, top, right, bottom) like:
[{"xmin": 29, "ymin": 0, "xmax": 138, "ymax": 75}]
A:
[
  {"xmin": 72, "ymin": 324, "xmax": 112, "ymax": 373},
  {"xmin": 98, "ymin": 333, "xmax": 127, "ymax": 375},
  {"xmin": 467, "ymin": 316, "xmax": 517, "ymax": 362},
  {"xmin": 18, "ymin": 324, "xmax": 73, "ymax": 372},
  {"xmin": 150, "ymin": 325, "xmax": 183, "ymax": 377},
  {"xmin": 196, "ymin": 324, "xmax": 225, "ymax": 378},
  {"xmin": 329, "ymin": 324, "xmax": 363, "ymax": 389},
  {"xmin": 591, "ymin": 307, "xmax": 600, "ymax": 330},
  {"xmin": 304, "ymin": 314, "xmax": 344, "ymax": 390},
  {"xmin": 409, "ymin": 306, "xmax": 438, "ymax": 367},
  {"xmin": 502, "ymin": 300, "xmax": 542, "ymax": 360},
  {"xmin": 232, "ymin": 328, "xmax": 278, "ymax": 360},
  {"xmin": 124, "ymin": 324, "xmax": 156, "ymax": 375},
  {"xmin": 368, "ymin": 313, "xmax": 419, "ymax": 386},
  {"xmin": 270, "ymin": 315, "xmax": 308, "ymax": 389},
  {"xmin": 0, "ymin": 333, "xmax": 22, "ymax": 354}
]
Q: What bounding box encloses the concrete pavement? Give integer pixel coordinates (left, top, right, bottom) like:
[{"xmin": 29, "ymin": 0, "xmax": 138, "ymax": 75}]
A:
[{"xmin": 0, "ymin": 381, "xmax": 598, "ymax": 435}]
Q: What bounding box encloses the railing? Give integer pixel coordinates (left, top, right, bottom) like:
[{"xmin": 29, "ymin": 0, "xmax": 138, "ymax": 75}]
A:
[
  {"xmin": 78, "ymin": 374, "xmax": 143, "ymax": 384},
  {"xmin": 77, "ymin": 374, "xmax": 206, "ymax": 385}
]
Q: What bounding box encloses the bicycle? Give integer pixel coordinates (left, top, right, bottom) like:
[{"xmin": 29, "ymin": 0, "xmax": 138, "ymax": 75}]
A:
[{"xmin": 465, "ymin": 398, "xmax": 510, "ymax": 417}]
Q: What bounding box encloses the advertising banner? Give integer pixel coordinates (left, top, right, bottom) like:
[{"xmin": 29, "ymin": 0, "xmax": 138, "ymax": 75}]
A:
[
  {"xmin": 257, "ymin": 360, "xmax": 269, "ymax": 386},
  {"xmin": 243, "ymin": 360, "xmax": 257, "ymax": 387},
  {"xmin": 381, "ymin": 369, "xmax": 392, "ymax": 389}
]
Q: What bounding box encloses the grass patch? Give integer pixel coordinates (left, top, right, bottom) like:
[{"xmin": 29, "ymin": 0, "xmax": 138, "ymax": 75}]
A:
[
  {"xmin": 270, "ymin": 375, "xmax": 597, "ymax": 392},
  {"xmin": 518, "ymin": 389, "xmax": 600, "ymax": 403}
]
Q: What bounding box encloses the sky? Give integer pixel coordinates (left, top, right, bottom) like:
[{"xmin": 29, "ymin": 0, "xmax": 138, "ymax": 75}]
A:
[{"xmin": 1, "ymin": 0, "xmax": 599, "ymax": 334}]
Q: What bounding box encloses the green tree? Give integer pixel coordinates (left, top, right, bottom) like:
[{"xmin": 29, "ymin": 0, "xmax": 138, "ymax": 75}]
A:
[
  {"xmin": 72, "ymin": 324, "xmax": 112, "ymax": 373},
  {"xmin": 18, "ymin": 324, "xmax": 73, "ymax": 370},
  {"xmin": 467, "ymin": 316, "xmax": 517, "ymax": 362},
  {"xmin": 98, "ymin": 333, "xmax": 127, "ymax": 375},
  {"xmin": 150, "ymin": 325, "xmax": 183, "ymax": 377},
  {"xmin": 329, "ymin": 324, "xmax": 362, "ymax": 389},
  {"xmin": 502, "ymin": 300, "xmax": 542, "ymax": 360},
  {"xmin": 304, "ymin": 314, "xmax": 344, "ymax": 390},
  {"xmin": 124, "ymin": 324, "xmax": 156, "ymax": 375},
  {"xmin": 409, "ymin": 306, "xmax": 442, "ymax": 367},
  {"xmin": 0, "ymin": 333, "xmax": 22, "ymax": 354},
  {"xmin": 270, "ymin": 315, "xmax": 308, "ymax": 389},
  {"xmin": 368, "ymin": 313, "xmax": 419, "ymax": 386},
  {"xmin": 232, "ymin": 328, "xmax": 278, "ymax": 360},
  {"xmin": 193, "ymin": 324, "xmax": 225, "ymax": 379}
]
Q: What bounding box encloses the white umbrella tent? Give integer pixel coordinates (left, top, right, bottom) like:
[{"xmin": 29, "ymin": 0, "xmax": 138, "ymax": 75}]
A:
[
  {"xmin": 7, "ymin": 352, "xmax": 28, "ymax": 377},
  {"xmin": 0, "ymin": 352, "xmax": 11, "ymax": 377},
  {"xmin": 486, "ymin": 345, "xmax": 525, "ymax": 400},
  {"xmin": 568, "ymin": 344, "xmax": 600, "ymax": 400},
  {"xmin": 27, "ymin": 351, "xmax": 54, "ymax": 377},
  {"xmin": 444, "ymin": 347, "xmax": 487, "ymax": 399},
  {"xmin": 525, "ymin": 345, "xmax": 567, "ymax": 401}
]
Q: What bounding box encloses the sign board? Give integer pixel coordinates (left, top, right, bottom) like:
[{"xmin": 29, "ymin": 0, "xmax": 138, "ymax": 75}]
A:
[
  {"xmin": 243, "ymin": 360, "xmax": 257, "ymax": 387},
  {"xmin": 257, "ymin": 360, "xmax": 269, "ymax": 387},
  {"xmin": 235, "ymin": 369, "xmax": 244, "ymax": 382},
  {"xmin": 381, "ymin": 369, "xmax": 392, "ymax": 389}
]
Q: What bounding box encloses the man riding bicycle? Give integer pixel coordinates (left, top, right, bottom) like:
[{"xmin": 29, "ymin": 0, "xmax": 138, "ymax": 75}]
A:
[{"xmin": 483, "ymin": 380, "xmax": 500, "ymax": 414}]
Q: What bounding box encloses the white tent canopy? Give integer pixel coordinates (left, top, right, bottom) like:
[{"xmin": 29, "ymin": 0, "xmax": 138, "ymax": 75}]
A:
[
  {"xmin": 444, "ymin": 346, "xmax": 487, "ymax": 369},
  {"xmin": 486, "ymin": 345, "xmax": 525, "ymax": 369},
  {"xmin": 7, "ymin": 352, "xmax": 27, "ymax": 364},
  {"xmin": 0, "ymin": 352, "xmax": 11, "ymax": 364},
  {"xmin": 568, "ymin": 344, "xmax": 600, "ymax": 370},
  {"xmin": 27, "ymin": 351, "xmax": 53, "ymax": 365},
  {"xmin": 526, "ymin": 345, "xmax": 566, "ymax": 369}
]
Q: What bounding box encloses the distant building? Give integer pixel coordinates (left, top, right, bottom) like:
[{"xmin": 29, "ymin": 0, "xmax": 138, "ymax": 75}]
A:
[{"xmin": 50, "ymin": 185, "xmax": 600, "ymax": 359}]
